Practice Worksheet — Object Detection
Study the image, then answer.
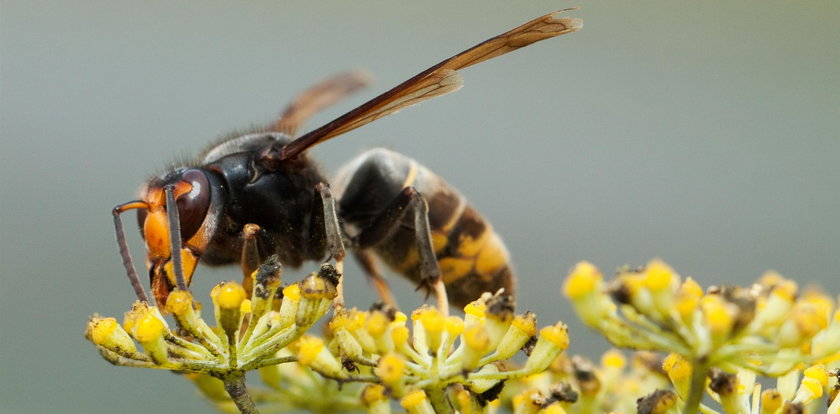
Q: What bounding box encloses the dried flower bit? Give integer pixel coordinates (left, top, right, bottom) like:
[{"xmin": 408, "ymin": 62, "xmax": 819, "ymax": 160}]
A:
[
  {"xmin": 636, "ymin": 389, "xmax": 677, "ymax": 414},
  {"xmin": 570, "ymin": 356, "xmax": 599, "ymax": 396},
  {"xmin": 250, "ymin": 255, "xmax": 282, "ymax": 317},
  {"xmin": 296, "ymin": 265, "xmax": 339, "ymax": 328}
]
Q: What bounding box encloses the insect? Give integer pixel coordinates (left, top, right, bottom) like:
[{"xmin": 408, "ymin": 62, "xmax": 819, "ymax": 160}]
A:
[{"xmin": 112, "ymin": 10, "xmax": 582, "ymax": 314}]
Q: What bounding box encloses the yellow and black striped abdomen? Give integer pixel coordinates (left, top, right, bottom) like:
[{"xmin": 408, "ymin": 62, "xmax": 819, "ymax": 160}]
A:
[{"xmin": 334, "ymin": 148, "xmax": 515, "ymax": 308}]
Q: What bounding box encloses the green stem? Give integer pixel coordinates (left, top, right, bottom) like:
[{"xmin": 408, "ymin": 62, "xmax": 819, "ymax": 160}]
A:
[
  {"xmin": 683, "ymin": 359, "xmax": 709, "ymax": 414},
  {"xmin": 222, "ymin": 372, "xmax": 259, "ymax": 414},
  {"xmin": 427, "ymin": 386, "xmax": 453, "ymax": 414}
]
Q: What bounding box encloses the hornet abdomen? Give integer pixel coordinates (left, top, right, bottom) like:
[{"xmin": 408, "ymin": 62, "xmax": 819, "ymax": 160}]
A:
[{"xmin": 334, "ymin": 148, "xmax": 515, "ymax": 307}]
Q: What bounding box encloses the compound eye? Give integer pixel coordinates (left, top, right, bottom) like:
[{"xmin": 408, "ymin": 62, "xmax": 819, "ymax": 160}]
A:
[{"xmin": 176, "ymin": 169, "xmax": 211, "ymax": 240}]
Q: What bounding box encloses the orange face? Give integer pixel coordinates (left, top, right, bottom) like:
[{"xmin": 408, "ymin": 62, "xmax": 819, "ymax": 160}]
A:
[{"xmin": 137, "ymin": 169, "xmax": 212, "ymax": 307}]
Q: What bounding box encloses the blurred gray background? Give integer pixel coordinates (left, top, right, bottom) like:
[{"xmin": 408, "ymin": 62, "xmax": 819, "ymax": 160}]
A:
[{"xmin": 1, "ymin": 1, "xmax": 838, "ymax": 412}]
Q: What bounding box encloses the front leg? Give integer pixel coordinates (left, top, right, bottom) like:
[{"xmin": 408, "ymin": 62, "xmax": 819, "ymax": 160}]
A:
[
  {"xmin": 240, "ymin": 224, "xmax": 262, "ymax": 295},
  {"xmin": 353, "ymin": 186, "xmax": 449, "ymax": 316},
  {"xmin": 309, "ymin": 182, "xmax": 347, "ymax": 309},
  {"xmin": 312, "ymin": 183, "xmax": 346, "ymax": 262}
]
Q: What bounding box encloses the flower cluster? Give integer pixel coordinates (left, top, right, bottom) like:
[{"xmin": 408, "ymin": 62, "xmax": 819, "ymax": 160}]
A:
[
  {"xmin": 86, "ymin": 257, "xmax": 339, "ymax": 413},
  {"xmin": 87, "ymin": 254, "xmax": 573, "ymax": 413},
  {"xmin": 500, "ymin": 350, "xmax": 671, "ymax": 414},
  {"xmin": 87, "ymin": 255, "xmax": 840, "ymax": 413},
  {"xmin": 327, "ymin": 291, "xmax": 570, "ymax": 414},
  {"xmin": 562, "ymin": 259, "xmax": 840, "ymax": 413}
]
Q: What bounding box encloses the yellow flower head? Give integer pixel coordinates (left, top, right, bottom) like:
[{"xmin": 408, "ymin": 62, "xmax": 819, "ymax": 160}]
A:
[
  {"xmin": 211, "ymin": 281, "xmax": 247, "ymax": 310},
  {"xmin": 563, "ymin": 261, "xmax": 601, "ymax": 299},
  {"xmin": 375, "ymin": 353, "xmax": 406, "ymax": 385}
]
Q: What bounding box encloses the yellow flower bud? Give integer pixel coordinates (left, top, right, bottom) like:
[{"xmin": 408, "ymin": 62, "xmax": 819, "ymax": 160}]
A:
[
  {"xmin": 87, "ymin": 316, "xmax": 137, "ymax": 355},
  {"xmin": 601, "ymin": 349, "xmax": 626, "ymax": 370},
  {"xmin": 282, "ymin": 284, "xmax": 301, "ymax": 301},
  {"xmin": 375, "ymin": 353, "xmax": 406, "ymax": 385},
  {"xmin": 391, "ymin": 325, "xmax": 409, "ymax": 347},
  {"xmin": 360, "ymin": 384, "xmax": 387, "ymax": 406},
  {"xmin": 563, "ymin": 261, "xmax": 601, "ymax": 299},
  {"xmin": 644, "ymin": 259, "xmax": 675, "ymax": 291},
  {"xmin": 211, "ymin": 281, "xmax": 247, "ymax": 310},
  {"xmin": 164, "ymin": 290, "xmax": 194, "ymax": 316},
  {"xmin": 445, "ymin": 316, "xmax": 465, "ymax": 336},
  {"xmin": 523, "ymin": 323, "xmax": 569, "ymax": 373},
  {"xmin": 803, "ymin": 364, "xmax": 828, "ymax": 387},
  {"xmin": 366, "ymin": 311, "xmax": 390, "ymax": 336},
  {"xmin": 132, "ymin": 312, "xmax": 165, "ymax": 343},
  {"xmin": 296, "ymin": 335, "xmax": 324, "ymax": 366},
  {"xmin": 701, "ymin": 295, "xmax": 734, "ymax": 338},
  {"xmin": 401, "ymin": 390, "xmax": 434, "ymax": 414}
]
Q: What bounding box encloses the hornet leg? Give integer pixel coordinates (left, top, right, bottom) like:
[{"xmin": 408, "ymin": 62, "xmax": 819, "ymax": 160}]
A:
[
  {"xmin": 239, "ymin": 223, "xmax": 262, "ymax": 295},
  {"xmin": 353, "ymin": 186, "xmax": 448, "ymax": 316},
  {"xmin": 353, "ymin": 250, "xmax": 398, "ymax": 308},
  {"xmin": 312, "ymin": 183, "xmax": 347, "ymax": 309}
]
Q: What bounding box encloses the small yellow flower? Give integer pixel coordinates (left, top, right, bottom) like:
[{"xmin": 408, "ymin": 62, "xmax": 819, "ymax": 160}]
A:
[
  {"xmin": 760, "ymin": 389, "xmax": 782, "ymax": 413},
  {"xmin": 400, "ymin": 390, "xmax": 434, "ymax": 414},
  {"xmin": 375, "ymin": 352, "xmax": 406, "ymax": 385},
  {"xmin": 87, "ymin": 316, "xmax": 137, "ymax": 355},
  {"xmin": 211, "ymin": 281, "xmax": 247, "ymax": 310},
  {"xmin": 562, "ymin": 261, "xmax": 601, "ymax": 300},
  {"xmin": 643, "ymin": 259, "xmax": 675, "ymax": 292}
]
